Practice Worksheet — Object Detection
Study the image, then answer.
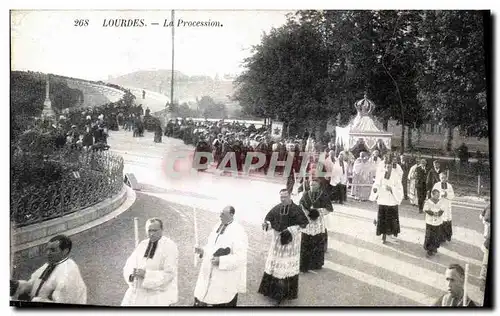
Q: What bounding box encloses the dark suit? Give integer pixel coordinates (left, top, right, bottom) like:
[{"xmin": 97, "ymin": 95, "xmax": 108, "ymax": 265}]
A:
[
  {"xmin": 415, "ymin": 166, "xmax": 428, "ymax": 212},
  {"xmin": 426, "ymin": 168, "xmax": 442, "ymax": 198},
  {"xmin": 400, "ymin": 161, "xmax": 410, "ymax": 199}
]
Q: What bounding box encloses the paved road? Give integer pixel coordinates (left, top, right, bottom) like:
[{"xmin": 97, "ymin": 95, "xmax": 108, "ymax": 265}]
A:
[
  {"xmin": 108, "ymin": 130, "xmax": 487, "ymax": 232},
  {"xmin": 13, "ymin": 130, "xmax": 487, "ymax": 306}
]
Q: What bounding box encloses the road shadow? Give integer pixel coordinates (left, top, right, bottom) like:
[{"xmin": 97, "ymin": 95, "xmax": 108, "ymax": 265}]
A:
[
  {"xmin": 328, "ymin": 231, "xmax": 446, "ymax": 274},
  {"xmin": 334, "ymin": 211, "xmax": 426, "ymax": 234},
  {"xmin": 327, "ymin": 230, "xmax": 484, "ymax": 300},
  {"xmin": 440, "ymin": 238, "xmax": 484, "ymax": 263},
  {"xmin": 394, "ymin": 238, "xmax": 483, "ymax": 284}
]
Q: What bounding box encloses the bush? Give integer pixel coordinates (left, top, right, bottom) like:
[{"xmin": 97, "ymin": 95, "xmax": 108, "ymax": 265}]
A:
[{"xmin": 10, "ymin": 71, "xmax": 129, "ymax": 226}]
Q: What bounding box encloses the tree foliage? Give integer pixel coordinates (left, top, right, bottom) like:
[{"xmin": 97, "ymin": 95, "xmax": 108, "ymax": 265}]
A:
[
  {"xmin": 197, "ymin": 96, "xmax": 227, "ymax": 119},
  {"xmin": 415, "ymin": 11, "xmax": 488, "ymax": 138},
  {"xmin": 10, "ymin": 71, "xmax": 85, "ymax": 140},
  {"xmin": 234, "ymin": 10, "xmax": 489, "ymax": 140}
]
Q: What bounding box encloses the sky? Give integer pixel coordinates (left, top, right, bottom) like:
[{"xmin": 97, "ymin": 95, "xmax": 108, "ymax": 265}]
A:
[{"xmin": 10, "ymin": 10, "xmax": 292, "ymax": 81}]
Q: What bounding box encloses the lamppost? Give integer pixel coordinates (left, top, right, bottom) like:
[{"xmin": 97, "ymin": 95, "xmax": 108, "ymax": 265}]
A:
[{"xmin": 166, "ymin": 9, "xmax": 175, "ymax": 127}]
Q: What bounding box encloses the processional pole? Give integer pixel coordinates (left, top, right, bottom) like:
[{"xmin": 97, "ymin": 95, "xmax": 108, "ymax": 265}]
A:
[{"xmin": 170, "ymin": 10, "xmax": 175, "ymax": 109}]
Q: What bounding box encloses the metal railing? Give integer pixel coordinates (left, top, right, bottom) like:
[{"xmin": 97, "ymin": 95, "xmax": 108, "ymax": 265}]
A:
[{"xmin": 10, "ymin": 151, "xmax": 124, "ymax": 227}]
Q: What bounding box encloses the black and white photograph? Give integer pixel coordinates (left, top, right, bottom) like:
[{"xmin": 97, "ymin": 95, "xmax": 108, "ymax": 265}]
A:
[{"xmin": 8, "ymin": 6, "xmax": 492, "ymax": 308}]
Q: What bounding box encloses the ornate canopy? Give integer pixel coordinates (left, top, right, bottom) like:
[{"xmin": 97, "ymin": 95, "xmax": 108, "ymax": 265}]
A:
[{"xmin": 336, "ymin": 94, "xmax": 393, "ymax": 152}]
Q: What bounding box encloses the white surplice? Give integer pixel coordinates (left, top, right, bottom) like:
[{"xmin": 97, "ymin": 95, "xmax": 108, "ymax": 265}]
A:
[
  {"xmin": 14, "ymin": 258, "xmax": 87, "ymax": 304},
  {"xmin": 329, "ymin": 159, "xmax": 348, "ymax": 186},
  {"xmin": 370, "ymin": 165, "xmax": 404, "ymax": 206},
  {"xmin": 432, "ymin": 181, "xmax": 455, "ymax": 221},
  {"xmin": 121, "ymin": 236, "xmax": 178, "ymax": 306},
  {"xmin": 424, "ymin": 199, "xmax": 445, "ymax": 226},
  {"xmin": 194, "ymin": 221, "xmax": 248, "ymax": 305},
  {"xmin": 407, "ymin": 164, "xmax": 419, "ymax": 205}
]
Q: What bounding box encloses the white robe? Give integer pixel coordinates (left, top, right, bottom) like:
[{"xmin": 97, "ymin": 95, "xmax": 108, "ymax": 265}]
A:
[
  {"xmin": 369, "ymin": 157, "xmax": 385, "ymax": 172},
  {"xmin": 424, "ymin": 199, "xmax": 445, "ymax": 226},
  {"xmin": 194, "ymin": 221, "xmax": 248, "ymax": 305},
  {"xmin": 121, "ymin": 236, "xmax": 178, "ymax": 306},
  {"xmin": 329, "ymin": 159, "xmax": 348, "ymax": 186},
  {"xmin": 370, "ymin": 166, "xmax": 404, "ymax": 206},
  {"xmin": 14, "ymin": 258, "xmax": 87, "ymax": 304},
  {"xmin": 407, "ymin": 164, "xmax": 419, "ymax": 205},
  {"xmin": 432, "ymin": 182, "xmax": 455, "ymax": 221}
]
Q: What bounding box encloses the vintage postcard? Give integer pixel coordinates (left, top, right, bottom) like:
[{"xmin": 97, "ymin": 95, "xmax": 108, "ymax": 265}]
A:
[{"xmin": 9, "ymin": 9, "xmax": 491, "ymax": 307}]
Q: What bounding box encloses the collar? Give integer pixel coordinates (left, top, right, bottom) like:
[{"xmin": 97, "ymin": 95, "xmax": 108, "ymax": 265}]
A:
[
  {"xmin": 40, "ymin": 257, "xmax": 68, "ymax": 281},
  {"xmin": 54, "ymin": 256, "xmax": 69, "ymax": 265},
  {"xmin": 144, "ymin": 239, "xmax": 160, "ymax": 259},
  {"xmin": 216, "ymin": 220, "xmax": 233, "ymax": 234}
]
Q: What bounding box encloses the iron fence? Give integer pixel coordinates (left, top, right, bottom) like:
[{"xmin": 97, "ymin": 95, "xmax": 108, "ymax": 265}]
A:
[{"xmin": 11, "ymin": 150, "xmax": 124, "ymax": 227}]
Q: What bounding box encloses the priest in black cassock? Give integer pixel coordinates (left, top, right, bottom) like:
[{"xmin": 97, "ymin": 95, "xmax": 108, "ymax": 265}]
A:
[
  {"xmin": 299, "ymin": 178, "xmax": 333, "ymax": 272},
  {"xmin": 258, "ymin": 189, "xmax": 309, "ymax": 306}
]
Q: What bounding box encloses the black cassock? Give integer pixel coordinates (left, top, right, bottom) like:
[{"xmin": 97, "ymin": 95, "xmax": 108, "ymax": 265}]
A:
[{"xmin": 299, "ymin": 187, "xmax": 333, "ymax": 272}]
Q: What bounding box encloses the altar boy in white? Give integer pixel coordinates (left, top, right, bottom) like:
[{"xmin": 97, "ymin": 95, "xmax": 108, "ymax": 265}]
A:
[
  {"xmin": 194, "ymin": 206, "xmax": 248, "ymax": 307},
  {"xmin": 432, "ymin": 172, "xmax": 455, "ymax": 242},
  {"xmin": 121, "ymin": 218, "xmax": 178, "ymax": 306}
]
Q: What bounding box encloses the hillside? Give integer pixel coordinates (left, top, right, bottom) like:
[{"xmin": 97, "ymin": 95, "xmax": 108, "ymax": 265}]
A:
[{"xmin": 107, "ymin": 70, "xmax": 239, "ymax": 107}]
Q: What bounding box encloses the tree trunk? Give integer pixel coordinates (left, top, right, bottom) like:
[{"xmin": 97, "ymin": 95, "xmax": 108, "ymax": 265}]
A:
[
  {"xmin": 383, "ymin": 120, "xmax": 389, "ymax": 130},
  {"xmin": 445, "ymin": 126, "xmax": 453, "ymax": 153},
  {"xmin": 407, "ymin": 126, "xmax": 413, "ymax": 150},
  {"xmin": 380, "ymin": 14, "xmax": 405, "ymax": 154},
  {"xmin": 400, "ymin": 123, "xmax": 405, "ymax": 154}
]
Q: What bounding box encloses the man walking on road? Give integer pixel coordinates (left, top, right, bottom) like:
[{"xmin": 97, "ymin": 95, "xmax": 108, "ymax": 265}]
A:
[
  {"xmin": 122, "ymin": 218, "xmax": 178, "ymax": 306},
  {"xmin": 371, "ymin": 155, "xmax": 404, "ymax": 244},
  {"xmin": 426, "ymin": 160, "xmax": 442, "ymax": 198},
  {"xmin": 415, "ymin": 159, "xmax": 428, "ymax": 214},
  {"xmin": 258, "ymin": 189, "xmax": 309, "ymax": 306},
  {"xmin": 423, "ymin": 189, "xmax": 445, "ymax": 257},
  {"xmin": 11, "ymin": 235, "xmax": 87, "ymax": 304},
  {"xmin": 194, "ymin": 206, "xmax": 248, "ymax": 307},
  {"xmin": 433, "ymin": 172, "xmax": 455, "ymax": 242}
]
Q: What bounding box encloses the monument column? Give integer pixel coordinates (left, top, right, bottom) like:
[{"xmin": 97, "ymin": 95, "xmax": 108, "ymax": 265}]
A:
[{"xmin": 41, "ymin": 74, "xmax": 55, "ymax": 119}]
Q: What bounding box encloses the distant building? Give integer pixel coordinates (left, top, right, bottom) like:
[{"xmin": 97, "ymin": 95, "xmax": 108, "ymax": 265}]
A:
[{"xmin": 388, "ymin": 120, "xmax": 488, "ymax": 153}]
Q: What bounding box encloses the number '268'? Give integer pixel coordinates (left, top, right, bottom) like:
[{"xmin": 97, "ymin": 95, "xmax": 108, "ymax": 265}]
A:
[{"xmin": 74, "ymin": 19, "xmax": 89, "ymax": 27}]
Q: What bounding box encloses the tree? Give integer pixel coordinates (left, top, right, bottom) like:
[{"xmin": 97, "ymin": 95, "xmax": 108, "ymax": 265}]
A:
[
  {"xmin": 235, "ymin": 10, "xmax": 488, "ymax": 149},
  {"xmin": 416, "ymin": 11, "xmax": 488, "ymax": 150},
  {"xmin": 123, "ymin": 90, "xmax": 136, "ymax": 107},
  {"xmin": 197, "ymin": 96, "xmax": 227, "ymax": 119},
  {"xmin": 234, "ymin": 18, "xmax": 330, "ymax": 136}
]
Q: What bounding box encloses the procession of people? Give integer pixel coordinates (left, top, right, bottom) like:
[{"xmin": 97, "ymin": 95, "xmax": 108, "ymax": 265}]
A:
[{"xmin": 10, "ymin": 117, "xmax": 485, "ymax": 308}]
